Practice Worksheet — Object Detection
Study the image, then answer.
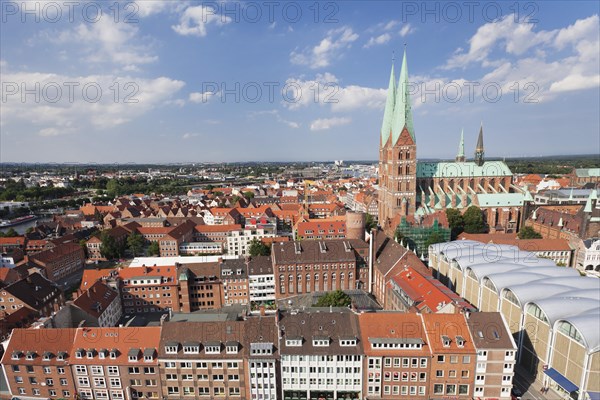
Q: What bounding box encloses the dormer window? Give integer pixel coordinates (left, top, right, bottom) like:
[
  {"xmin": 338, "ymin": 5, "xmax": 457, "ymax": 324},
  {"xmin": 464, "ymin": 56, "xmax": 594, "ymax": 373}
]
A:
[
  {"xmin": 86, "ymin": 349, "xmax": 95, "ymax": 359},
  {"xmin": 42, "ymin": 352, "xmax": 52, "ymax": 361},
  {"xmin": 165, "ymin": 343, "xmax": 179, "ymax": 354},
  {"xmin": 109, "ymin": 350, "xmax": 118, "ymax": 359},
  {"xmin": 442, "ymin": 335, "xmax": 451, "ymax": 347},
  {"xmin": 285, "ymin": 337, "xmax": 302, "ymax": 347},
  {"xmin": 250, "ymin": 343, "xmax": 273, "ymax": 355},
  {"xmin": 26, "ymin": 351, "xmax": 36, "ymax": 360},
  {"xmin": 313, "ymin": 337, "xmax": 330, "ymax": 347},
  {"xmin": 205, "ymin": 342, "xmax": 221, "ymax": 354},
  {"xmin": 75, "ymin": 349, "xmax": 84, "ymax": 359},
  {"xmin": 143, "ymin": 348, "xmax": 155, "ymax": 362},
  {"xmin": 128, "ymin": 349, "xmax": 140, "ymax": 362},
  {"xmin": 56, "ymin": 352, "xmax": 66, "ymax": 361},
  {"xmin": 456, "ymin": 336, "xmax": 465, "ymax": 348},
  {"xmin": 226, "ymin": 342, "xmax": 239, "ymax": 354},
  {"xmin": 340, "ymin": 338, "xmax": 357, "ymax": 347},
  {"xmin": 12, "ymin": 351, "xmax": 22, "ymax": 360},
  {"xmin": 98, "ymin": 350, "xmax": 106, "ymax": 359},
  {"xmin": 183, "ymin": 343, "xmax": 200, "ymax": 354}
]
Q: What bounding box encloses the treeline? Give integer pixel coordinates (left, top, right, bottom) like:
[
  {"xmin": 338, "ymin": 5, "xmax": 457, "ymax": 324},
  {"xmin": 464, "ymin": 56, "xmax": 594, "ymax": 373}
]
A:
[
  {"xmin": 0, "ymin": 180, "xmax": 75, "ymax": 202},
  {"xmin": 506, "ymin": 156, "xmax": 599, "ymax": 175}
]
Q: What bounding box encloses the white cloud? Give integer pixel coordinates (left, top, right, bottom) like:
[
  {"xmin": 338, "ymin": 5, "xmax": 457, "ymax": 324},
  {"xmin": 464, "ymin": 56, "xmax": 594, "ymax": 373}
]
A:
[
  {"xmin": 550, "ymin": 74, "xmax": 600, "ymax": 93},
  {"xmin": 189, "ymin": 91, "xmax": 219, "ymax": 103},
  {"xmin": 283, "ymin": 73, "xmax": 386, "ymax": 113},
  {"xmin": 364, "ymin": 33, "xmax": 391, "ymax": 48},
  {"xmin": 0, "ymin": 71, "xmax": 185, "ymax": 135},
  {"xmin": 442, "ymin": 15, "xmax": 599, "ymax": 98},
  {"xmin": 399, "ymin": 23, "xmax": 415, "ymax": 37},
  {"xmin": 290, "ymin": 27, "xmax": 358, "ymax": 69},
  {"xmin": 310, "ymin": 117, "xmax": 351, "ymax": 131},
  {"xmin": 39, "ymin": 127, "xmax": 63, "ymax": 137},
  {"xmin": 134, "ymin": 0, "xmax": 184, "ymax": 18},
  {"xmin": 182, "ymin": 132, "xmax": 201, "ymax": 139},
  {"xmin": 50, "ymin": 16, "xmax": 157, "ymax": 68},
  {"xmin": 172, "ymin": 5, "xmax": 231, "ymax": 37},
  {"xmin": 249, "ymin": 109, "xmax": 300, "ymax": 129}
]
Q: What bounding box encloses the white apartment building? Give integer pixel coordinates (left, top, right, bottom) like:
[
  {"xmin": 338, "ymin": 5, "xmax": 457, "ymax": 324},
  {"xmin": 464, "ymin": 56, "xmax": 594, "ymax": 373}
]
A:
[{"xmin": 226, "ymin": 228, "xmax": 275, "ymax": 256}]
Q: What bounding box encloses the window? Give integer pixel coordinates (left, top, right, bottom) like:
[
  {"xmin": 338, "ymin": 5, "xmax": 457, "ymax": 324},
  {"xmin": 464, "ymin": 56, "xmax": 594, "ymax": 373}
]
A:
[
  {"xmin": 462, "ymin": 355, "xmax": 471, "ymax": 363},
  {"xmin": 420, "ymin": 358, "xmax": 427, "ymax": 368},
  {"xmin": 446, "ymin": 384, "xmax": 457, "ymax": 395},
  {"xmin": 110, "ymin": 378, "xmax": 121, "ymax": 388},
  {"xmin": 436, "ymin": 370, "xmax": 443, "ymax": 378},
  {"xmin": 91, "ymin": 366, "xmax": 103, "ymax": 375},
  {"xmin": 108, "ymin": 366, "xmax": 119, "ymax": 376},
  {"xmin": 450, "ymin": 355, "xmax": 458, "ymax": 364},
  {"xmin": 165, "ymin": 345, "xmax": 178, "ymax": 354},
  {"xmin": 143, "ymin": 367, "xmax": 155, "ymax": 374},
  {"xmin": 75, "ymin": 365, "xmax": 87, "ymax": 375},
  {"xmin": 128, "ymin": 367, "xmax": 140, "ymax": 374},
  {"xmin": 437, "ymin": 355, "xmax": 445, "ymax": 363},
  {"xmin": 205, "ymin": 345, "xmax": 220, "ymax": 354}
]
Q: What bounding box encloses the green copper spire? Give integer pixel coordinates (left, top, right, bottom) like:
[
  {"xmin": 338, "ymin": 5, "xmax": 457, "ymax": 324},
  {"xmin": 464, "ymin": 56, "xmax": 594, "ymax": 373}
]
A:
[
  {"xmin": 456, "ymin": 128, "xmax": 465, "ymax": 162},
  {"xmin": 391, "ymin": 48, "xmax": 415, "ymax": 144},
  {"xmin": 380, "ymin": 61, "xmax": 396, "ymax": 145},
  {"xmin": 475, "ymin": 122, "xmax": 484, "ymax": 166}
]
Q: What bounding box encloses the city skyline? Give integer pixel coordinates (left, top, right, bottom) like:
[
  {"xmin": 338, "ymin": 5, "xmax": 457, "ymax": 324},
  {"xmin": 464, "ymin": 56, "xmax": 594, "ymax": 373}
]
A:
[{"xmin": 1, "ymin": 1, "xmax": 599, "ymax": 163}]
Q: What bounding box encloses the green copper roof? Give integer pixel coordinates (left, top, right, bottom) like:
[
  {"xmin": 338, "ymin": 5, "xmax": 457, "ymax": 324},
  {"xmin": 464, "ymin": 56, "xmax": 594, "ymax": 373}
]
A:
[
  {"xmin": 391, "ymin": 49, "xmax": 415, "ymax": 144},
  {"xmin": 457, "ymin": 129, "xmax": 465, "ymax": 159},
  {"xmin": 416, "ymin": 161, "xmax": 513, "ymax": 178},
  {"xmin": 476, "ymin": 193, "xmax": 525, "ymax": 207},
  {"xmin": 380, "ymin": 63, "xmax": 396, "ymax": 145}
]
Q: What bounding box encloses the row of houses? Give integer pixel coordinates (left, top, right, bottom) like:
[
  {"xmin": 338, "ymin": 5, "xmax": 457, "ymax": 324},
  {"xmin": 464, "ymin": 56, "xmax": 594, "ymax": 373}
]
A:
[{"xmin": 2, "ymin": 310, "xmax": 516, "ymax": 400}]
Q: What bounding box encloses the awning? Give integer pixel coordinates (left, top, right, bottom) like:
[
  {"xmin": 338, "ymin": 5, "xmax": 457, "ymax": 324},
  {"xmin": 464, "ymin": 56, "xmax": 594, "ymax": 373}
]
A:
[
  {"xmin": 544, "ymin": 368, "xmax": 578, "ymax": 393},
  {"xmin": 588, "ymin": 392, "xmax": 600, "ymax": 400}
]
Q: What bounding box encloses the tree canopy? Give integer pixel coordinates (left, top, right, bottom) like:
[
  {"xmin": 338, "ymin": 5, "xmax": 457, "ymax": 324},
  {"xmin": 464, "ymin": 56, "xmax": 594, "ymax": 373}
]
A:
[
  {"xmin": 518, "ymin": 226, "xmax": 543, "ymax": 239},
  {"xmin": 127, "ymin": 232, "xmax": 145, "ymax": 257},
  {"xmin": 314, "ymin": 290, "xmax": 352, "ymax": 307},
  {"xmin": 445, "ymin": 208, "xmax": 464, "ymax": 239},
  {"xmin": 248, "ymin": 238, "xmax": 270, "ymax": 257},
  {"xmin": 463, "ymin": 206, "xmax": 486, "ymax": 234},
  {"xmin": 147, "ymin": 241, "xmax": 160, "ymax": 256}
]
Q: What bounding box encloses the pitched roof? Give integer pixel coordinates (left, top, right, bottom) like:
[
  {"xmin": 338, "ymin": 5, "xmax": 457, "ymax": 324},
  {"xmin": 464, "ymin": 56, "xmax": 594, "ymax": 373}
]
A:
[
  {"xmin": 4, "ymin": 272, "xmax": 62, "ymax": 310},
  {"xmin": 421, "ymin": 313, "xmax": 475, "ymax": 354},
  {"xmin": 466, "ymin": 312, "xmax": 516, "ymax": 350},
  {"xmin": 71, "ymin": 326, "xmax": 161, "ymax": 365},
  {"xmin": 2, "ymin": 328, "xmax": 76, "ymax": 365},
  {"xmin": 358, "ymin": 313, "xmax": 430, "ymax": 356},
  {"xmin": 73, "ymin": 281, "xmax": 119, "ymax": 318}
]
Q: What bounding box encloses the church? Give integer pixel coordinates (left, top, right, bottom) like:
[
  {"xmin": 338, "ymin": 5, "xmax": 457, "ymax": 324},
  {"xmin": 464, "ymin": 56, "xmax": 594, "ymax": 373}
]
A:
[{"xmin": 377, "ymin": 50, "xmax": 527, "ymax": 234}]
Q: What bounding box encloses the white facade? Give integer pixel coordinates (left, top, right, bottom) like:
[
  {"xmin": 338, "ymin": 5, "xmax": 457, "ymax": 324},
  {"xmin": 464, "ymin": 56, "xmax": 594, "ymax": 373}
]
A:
[
  {"xmin": 249, "ymin": 343, "xmax": 278, "ymax": 400},
  {"xmin": 582, "ymin": 239, "xmax": 600, "ymax": 271},
  {"xmin": 226, "ymin": 229, "xmax": 275, "ymax": 256},
  {"xmin": 179, "ymin": 242, "xmax": 223, "ymax": 255},
  {"xmin": 281, "ymin": 353, "xmax": 363, "ymax": 399},
  {"xmin": 97, "ymin": 295, "xmax": 123, "ymax": 327},
  {"xmin": 248, "ymin": 274, "xmax": 276, "ymax": 303}
]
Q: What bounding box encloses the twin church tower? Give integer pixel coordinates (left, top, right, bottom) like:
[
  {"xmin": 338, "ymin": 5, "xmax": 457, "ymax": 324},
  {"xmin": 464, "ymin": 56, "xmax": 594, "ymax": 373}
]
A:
[{"xmin": 378, "ymin": 50, "xmax": 507, "ymax": 231}]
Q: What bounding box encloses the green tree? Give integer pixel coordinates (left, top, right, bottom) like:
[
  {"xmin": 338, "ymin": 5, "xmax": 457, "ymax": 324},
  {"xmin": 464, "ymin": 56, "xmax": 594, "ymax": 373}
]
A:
[
  {"xmin": 517, "ymin": 226, "xmax": 543, "ymax": 239},
  {"xmin": 147, "ymin": 241, "xmax": 160, "ymax": 256},
  {"xmin": 243, "ymin": 191, "xmax": 255, "ymax": 200},
  {"xmin": 79, "ymin": 239, "xmax": 88, "ymax": 258},
  {"xmin": 99, "ymin": 231, "xmax": 122, "ymax": 260},
  {"xmin": 463, "ymin": 206, "xmax": 485, "ymax": 234},
  {"xmin": 3, "ymin": 228, "xmax": 18, "ymax": 237},
  {"xmin": 127, "ymin": 231, "xmax": 145, "ymax": 257},
  {"xmin": 106, "ymin": 180, "xmax": 121, "ymax": 198},
  {"xmin": 94, "ymin": 208, "xmax": 104, "ymax": 224},
  {"xmin": 365, "ymin": 213, "xmax": 377, "ymax": 232},
  {"xmin": 446, "ymin": 208, "xmax": 465, "ymax": 239},
  {"xmin": 248, "ymin": 238, "xmax": 270, "ymax": 256},
  {"xmin": 425, "ymin": 231, "xmax": 446, "ymax": 249},
  {"xmin": 314, "ymin": 290, "xmax": 352, "ymax": 307}
]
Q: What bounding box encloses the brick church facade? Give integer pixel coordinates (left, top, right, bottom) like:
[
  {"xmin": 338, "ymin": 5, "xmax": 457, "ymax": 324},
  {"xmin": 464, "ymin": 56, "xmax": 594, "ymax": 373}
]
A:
[{"xmin": 378, "ymin": 50, "xmax": 522, "ymax": 234}]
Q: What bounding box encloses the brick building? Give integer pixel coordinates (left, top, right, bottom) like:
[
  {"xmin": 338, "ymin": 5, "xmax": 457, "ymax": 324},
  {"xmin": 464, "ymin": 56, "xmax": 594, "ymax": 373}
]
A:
[{"xmin": 29, "ymin": 242, "xmax": 85, "ymax": 282}]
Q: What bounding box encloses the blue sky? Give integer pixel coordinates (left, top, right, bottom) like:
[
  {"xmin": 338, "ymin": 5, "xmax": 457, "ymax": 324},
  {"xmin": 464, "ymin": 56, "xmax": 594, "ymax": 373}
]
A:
[{"xmin": 1, "ymin": 1, "xmax": 599, "ymax": 163}]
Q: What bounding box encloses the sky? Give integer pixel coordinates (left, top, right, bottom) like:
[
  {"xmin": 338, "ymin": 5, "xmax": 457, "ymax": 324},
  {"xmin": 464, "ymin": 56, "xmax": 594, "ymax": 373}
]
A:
[{"xmin": 0, "ymin": 0, "xmax": 599, "ymax": 163}]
